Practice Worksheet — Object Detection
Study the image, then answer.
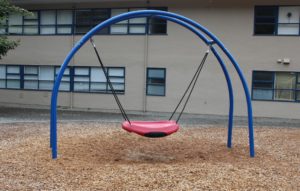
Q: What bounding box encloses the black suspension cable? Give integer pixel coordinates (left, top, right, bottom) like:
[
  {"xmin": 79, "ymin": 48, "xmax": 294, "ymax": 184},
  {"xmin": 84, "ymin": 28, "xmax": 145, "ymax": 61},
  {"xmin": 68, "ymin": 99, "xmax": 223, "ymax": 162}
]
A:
[
  {"xmin": 175, "ymin": 48, "xmax": 210, "ymax": 123},
  {"xmin": 90, "ymin": 38, "xmax": 131, "ymax": 124},
  {"xmin": 169, "ymin": 45, "xmax": 211, "ymax": 122},
  {"xmin": 169, "ymin": 49, "xmax": 208, "ymax": 120}
]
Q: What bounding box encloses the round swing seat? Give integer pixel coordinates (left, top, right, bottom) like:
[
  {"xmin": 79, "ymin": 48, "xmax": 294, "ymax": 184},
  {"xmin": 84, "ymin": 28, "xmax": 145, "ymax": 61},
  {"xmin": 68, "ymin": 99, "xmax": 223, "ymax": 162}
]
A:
[{"xmin": 122, "ymin": 120, "xmax": 179, "ymax": 138}]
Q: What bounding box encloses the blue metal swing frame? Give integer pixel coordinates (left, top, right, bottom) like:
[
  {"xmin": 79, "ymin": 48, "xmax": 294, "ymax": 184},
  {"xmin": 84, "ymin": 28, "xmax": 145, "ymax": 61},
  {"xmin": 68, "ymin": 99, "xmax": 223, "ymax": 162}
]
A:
[{"xmin": 50, "ymin": 10, "xmax": 255, "ymax": 159}]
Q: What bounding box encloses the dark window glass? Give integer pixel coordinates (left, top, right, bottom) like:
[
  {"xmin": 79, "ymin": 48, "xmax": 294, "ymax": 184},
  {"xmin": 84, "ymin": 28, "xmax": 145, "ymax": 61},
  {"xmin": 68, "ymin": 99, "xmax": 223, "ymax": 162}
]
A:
[
  {"xmin": 253, "ymin": 71, "xmax": 273, "ymax": 82},
  {"xmin": 252, "ymin": 71, "xmax": 274, "ymax": 100},
  {"xmin": 255, "ymin": 24, "xmax": 276, "ymax": 35},
  {"xmin": 253, "ymin": 82, "xmax": 273, "ymax": 89},
  {"xmin": 255, "ymin": 6, "xmax": 277, "ymax": 17},
  {"xmin": 149, "ymin": 7, "xmax": 167, "ymax": 34},
  {"xmin": 254, "ymin": 6, "xmax": 277, "ymax": 35},
  {"xmin": 75, "ymin": 9, "xmax": 109, "ymax": 34},
  {"xmin": 255, "ymin": 17, "xmax": 276, "ymax": 24}
]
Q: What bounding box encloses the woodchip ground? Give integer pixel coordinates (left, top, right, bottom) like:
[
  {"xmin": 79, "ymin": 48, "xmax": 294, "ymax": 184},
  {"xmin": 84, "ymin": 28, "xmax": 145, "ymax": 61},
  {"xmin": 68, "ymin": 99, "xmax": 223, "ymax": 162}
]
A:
[{"xmin": 0, "ymin": 121, "xmax": 299, "ymax": 190}]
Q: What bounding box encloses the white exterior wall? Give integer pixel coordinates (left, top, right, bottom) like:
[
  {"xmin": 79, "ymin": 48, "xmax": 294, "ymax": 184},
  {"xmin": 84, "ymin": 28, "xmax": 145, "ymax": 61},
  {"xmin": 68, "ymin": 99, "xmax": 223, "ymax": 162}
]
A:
[{"xmin": 1, "ymin": 0, "xmax": 300, "ymax": 119}]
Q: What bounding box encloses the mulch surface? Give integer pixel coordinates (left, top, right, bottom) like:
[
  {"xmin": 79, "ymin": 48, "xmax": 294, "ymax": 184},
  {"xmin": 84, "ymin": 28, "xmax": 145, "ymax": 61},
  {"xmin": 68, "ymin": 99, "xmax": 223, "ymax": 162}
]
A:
[{"xmin": 0, "ymin": 122, "xmax": 299, "ymax": 190}]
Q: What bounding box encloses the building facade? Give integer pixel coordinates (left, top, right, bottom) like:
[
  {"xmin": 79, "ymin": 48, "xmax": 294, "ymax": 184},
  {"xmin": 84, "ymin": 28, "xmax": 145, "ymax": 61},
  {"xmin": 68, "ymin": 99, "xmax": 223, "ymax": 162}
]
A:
[{"xmin": 0, "ymin": 0, "xmax": 300, "ymax": 119}]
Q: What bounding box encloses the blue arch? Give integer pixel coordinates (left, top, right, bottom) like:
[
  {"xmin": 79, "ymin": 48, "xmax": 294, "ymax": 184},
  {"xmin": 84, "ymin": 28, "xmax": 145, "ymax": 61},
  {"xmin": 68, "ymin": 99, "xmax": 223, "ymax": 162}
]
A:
[{"xmin": 50, "ymin": 10, "xmax": 254, "ymax": 159}]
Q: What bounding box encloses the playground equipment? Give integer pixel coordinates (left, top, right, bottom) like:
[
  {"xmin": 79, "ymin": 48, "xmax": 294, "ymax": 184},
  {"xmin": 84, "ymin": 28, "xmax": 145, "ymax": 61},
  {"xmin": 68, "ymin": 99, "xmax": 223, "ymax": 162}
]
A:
[{"xmin": 50, "ymin": 10, "xmax": 255, "ymax": 159}]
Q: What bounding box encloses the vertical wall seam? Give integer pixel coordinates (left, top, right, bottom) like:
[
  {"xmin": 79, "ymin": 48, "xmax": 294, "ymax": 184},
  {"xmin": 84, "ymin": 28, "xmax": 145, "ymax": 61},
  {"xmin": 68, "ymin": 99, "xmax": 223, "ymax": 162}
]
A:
[{"xmin": 143, "ymin": 31, "xmax": 149, "ymax": 112}]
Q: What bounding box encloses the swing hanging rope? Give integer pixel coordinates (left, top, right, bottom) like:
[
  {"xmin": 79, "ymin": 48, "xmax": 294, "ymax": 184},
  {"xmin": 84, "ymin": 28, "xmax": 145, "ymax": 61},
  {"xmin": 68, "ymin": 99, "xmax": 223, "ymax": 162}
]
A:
[
  {"xmin": 90, "ymin": 37, "xmax": 211, "ymax": 127},
  {"xmin": 90, "ymin": 38, "xmax": 131, "ymax": 124},
  {"xmin": 169, "ymin": 45, "xmax": 211, "ymax": 123}
]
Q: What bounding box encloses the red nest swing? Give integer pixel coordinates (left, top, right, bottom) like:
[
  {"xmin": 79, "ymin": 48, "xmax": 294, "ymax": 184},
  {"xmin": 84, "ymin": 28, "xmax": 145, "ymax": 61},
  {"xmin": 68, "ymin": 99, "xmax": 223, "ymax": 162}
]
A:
[
  {"xmin": 122, "ymin": 120, "xmax": 179, "ymax": 138},
  {"xmin": 90, "ymin": 38, "xmax": 210, "ymax": 138}
]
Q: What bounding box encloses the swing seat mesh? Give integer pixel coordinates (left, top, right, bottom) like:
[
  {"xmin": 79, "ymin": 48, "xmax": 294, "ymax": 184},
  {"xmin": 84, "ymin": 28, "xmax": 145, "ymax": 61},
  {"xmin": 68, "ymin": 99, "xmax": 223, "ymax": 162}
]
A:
[{"xmin": 122, "ymin": 120, "xmax": 179, "ymax": 138}]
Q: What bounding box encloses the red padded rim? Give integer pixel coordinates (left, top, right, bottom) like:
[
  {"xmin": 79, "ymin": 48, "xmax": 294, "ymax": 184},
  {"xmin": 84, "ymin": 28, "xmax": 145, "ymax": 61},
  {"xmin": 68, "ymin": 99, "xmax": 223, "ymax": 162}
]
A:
[{"xmin": 122, "ymin": 120, "xmax": 179, "ymax": 137}]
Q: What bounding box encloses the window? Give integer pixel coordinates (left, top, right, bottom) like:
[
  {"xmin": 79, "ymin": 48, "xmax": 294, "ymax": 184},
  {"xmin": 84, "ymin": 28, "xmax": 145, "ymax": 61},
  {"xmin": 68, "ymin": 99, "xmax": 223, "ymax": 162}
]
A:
[
  {"xmin": 40, "ymin": 10, "xmax": 56, "ymax": 34},
  {"xmin": 0, "ymin": 17, "xmax": 7, "ymax": 34},
  {"xmin": 252, "ymin": 71, "xmax": 300, "ymax": 102},
  {"xmin": 110, "ymin": 9, "xmax": 128, "ymax": 34},
  {"xmin": 90, "ymin": 67, "xmax": 107, "ymax": 92},
  {"xmin": 57, "ymin": 10, "xmax": 73, "ymax": 34},
  {"xmin": 39, "ymin": 10, "xmax": 73, "ymax": 35},
  {"xmin": 254, "ymin": 6, "xmax": 277, "ymax": 35},
  {"xmin": 0, "ymin": 65, "xmax": 6, "ymax": 88},
  {"xmin": 278, "ymin": 6, "xmax": 300, "ymax": 35},
  {"xmin": 146, "ymin": 68, "xmax": 166, "ymax": 96},
  {"xmin": 23, "ymin": 11, "xmax": 39, "ymax": 35},
  {"xmin": 254, "ymin": 6, "xmax": 300, "ymax": 35},
  {"xmin": 24, "ymin": 66, "xmax": 39, "ymax": 89},
  {"xmin": 252, "ymin": 71, "xmax": 274, "ymax": 100},
  {"xmin": 0, "ymin": 65, "xmax": 125, "ymax": 94},
  {"xmin": 297, "ymin": 74, "xmax": 300, "ymax": 101},
  {"xmin": 110, "ymin": 8, "xmax": 148, "ymax": 34},
  {"xmin": 107, "ymin": 68, "xmax": 125, "ymax": 93},
  {"xmin": 55, "ymin": 67, "xmax": 71, "ymax": 91},
  {"xmin": 5, "ymin": 7, "xmax": 167, "ymax": 35},
  {"xmin": 148, "ymin": 7, "xmax": 167, "ymax": 34},
  {"xmin": 74, "ymin": 67, "xmax": 90, "ymax": 91},
  {"xmin": 128, "ymin": 8, "xmax": 147, "ymax": 34},
  {"xmin": 75, "ymin": 9, "xmax": 109, "ymax": 34},
  {"xmin": 274, "ymin": 72, "xmax": 296, "ymax": 100},
  {"xmin": 6, "ymin": 66, "xmax": 21, "ymax": 89},
  {"xmin": 7, "ymin": 10, "xmax": 73, "ymax": 35},
  {"xmin": 8, "ymin": 14, "xmax": 23, "ymax": 34},
  {"xmin": 39, "ymin": 66, "xmax": 54, "ymax": 90},
  {"xmin": 90, "ymin": 67, "xmax": 125, "ymax": 93},
  {"xmin": 74, "ymin": 67, "xmax": 125, "ymax": 93},
  {"xmin": 110, "ymin": 7, "xmax": 167, "ymax": 35}
]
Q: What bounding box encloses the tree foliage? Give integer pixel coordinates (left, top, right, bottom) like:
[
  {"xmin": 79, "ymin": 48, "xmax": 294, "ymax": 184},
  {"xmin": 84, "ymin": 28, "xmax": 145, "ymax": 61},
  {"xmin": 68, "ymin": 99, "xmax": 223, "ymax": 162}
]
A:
[{"xmin": 0, "ymin": 0, "xmax": 31, "ymax": 59}]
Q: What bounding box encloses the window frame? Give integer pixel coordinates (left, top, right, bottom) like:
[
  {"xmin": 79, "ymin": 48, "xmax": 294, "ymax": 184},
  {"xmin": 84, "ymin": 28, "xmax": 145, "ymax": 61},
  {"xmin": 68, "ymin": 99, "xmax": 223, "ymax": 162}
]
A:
[
  {"xmin": 146, "ymin": 67, "xmax": 166, "ymax": 96},
  {"xmin": 55, "ymin": 66, "xmax": 71, "ymax": 91},
  {"xmin": 4, "ymin": 7, "xmax": 167, "ymax": 36},
  {"xmin": 295, "ymin": 73, "xmax": 300, "ymax": 102},
  {"xmin": 254, "ymin": 5, "xmax": 300, "ymax": 36},
  {"xmin": 6, "ymin": 65, "xmax": 22, "ymax": 89},
  {"xmin": 7, "ymin": 13, "xmax": 23, "ymax": 35},
  {"xmin": 23, "ymin": 11, "xmax": 39, "ymax": 35},
  {"xmin": 23, "ymin": 65, "xmax": 39, "ymax": 90},
  {"xmin": 73, "ymin": 66, "xmax": 91, "ymax": 92},
  {"xmin": 38, "ymin": 66, "xmax": 56, "ymax": 91},
  {"xmin": 0, "ymin": 65, "xmax": 6, "ymax": 88},
  {"xmin": 0, "ymin": 17, "xmax": 8, "ymax": 34},
  {"xmin": 252, "ymin": 70, "xmax": 300, "ymax": 103},
  {"xmin": 74, "ymin": 8, "xmax": 110, "ymax": 35},
  {"xmin": 277, "ymin": 6, "xmax": 300, "ymax": 35},
  {"xmin": 73, "ymin": 66, "xmax": 125, "ymax": 94},
  {"xmin": 0, "ymin": 65, "xmax": 125, "ymax": 94}
]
